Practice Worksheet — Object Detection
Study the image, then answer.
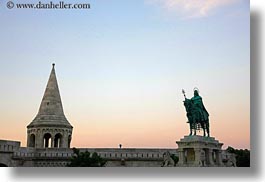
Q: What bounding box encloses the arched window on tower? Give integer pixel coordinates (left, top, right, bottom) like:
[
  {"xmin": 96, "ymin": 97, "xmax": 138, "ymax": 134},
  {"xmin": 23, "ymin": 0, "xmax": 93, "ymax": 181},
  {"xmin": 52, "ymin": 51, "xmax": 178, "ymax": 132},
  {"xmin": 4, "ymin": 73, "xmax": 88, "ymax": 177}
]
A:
[
  {"xmin": 29, "ymin": 134, "xmax": 36, "ymax": 147},
  {"xmin": 43, "ymin": 133, "xmax": 52, "ymax": 148},
  {"xmin": 54, "ymin": 133, "xmax": 62, "ymax": 148},
  {"xmin": 68, "ymin": 135, "xmax": 72, "ymax": 148}
]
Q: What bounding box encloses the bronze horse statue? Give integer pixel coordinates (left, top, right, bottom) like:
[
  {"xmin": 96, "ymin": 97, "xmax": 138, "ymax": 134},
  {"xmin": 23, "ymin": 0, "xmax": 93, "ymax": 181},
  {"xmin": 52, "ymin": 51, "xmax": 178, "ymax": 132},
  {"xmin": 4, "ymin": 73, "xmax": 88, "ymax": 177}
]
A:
[{"xmin": 183, "ymin": 89, "xmax": 210, "ymax": 137}]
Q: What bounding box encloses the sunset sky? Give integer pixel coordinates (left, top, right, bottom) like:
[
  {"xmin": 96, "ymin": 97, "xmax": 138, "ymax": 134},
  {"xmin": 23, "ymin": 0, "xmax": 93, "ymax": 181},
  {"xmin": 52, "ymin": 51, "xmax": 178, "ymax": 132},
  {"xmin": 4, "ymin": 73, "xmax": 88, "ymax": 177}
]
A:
[{"xmin": 0, "ymin": 0, "xmax": 249, "ymax": 149}]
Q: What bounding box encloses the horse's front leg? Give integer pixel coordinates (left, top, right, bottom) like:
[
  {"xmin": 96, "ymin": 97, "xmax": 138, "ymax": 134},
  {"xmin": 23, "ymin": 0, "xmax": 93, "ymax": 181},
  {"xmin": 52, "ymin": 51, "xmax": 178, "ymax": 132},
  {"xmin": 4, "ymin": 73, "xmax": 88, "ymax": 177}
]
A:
[
  {"xmin": 206, "ymin": 122, "xmax": 210, "ymax": 137},
  {"xmin": 202, "ymin": 123, "xmax": 206, "ymax": 137},
  {"xmin": 189, "ymin": 122, "xmax": 193, "ymax": 136},
  {"xmin": 193, "ymin": 123, "xmax": 196, "ymax": 135}
]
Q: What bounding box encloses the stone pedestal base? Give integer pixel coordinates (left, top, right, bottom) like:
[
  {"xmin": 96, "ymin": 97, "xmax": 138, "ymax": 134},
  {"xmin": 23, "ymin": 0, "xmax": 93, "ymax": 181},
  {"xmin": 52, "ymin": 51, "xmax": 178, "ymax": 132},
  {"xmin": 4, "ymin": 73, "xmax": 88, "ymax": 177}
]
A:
[{"xmin": 176, "ymin": 135, "xmax": 224, "ymax": 167}]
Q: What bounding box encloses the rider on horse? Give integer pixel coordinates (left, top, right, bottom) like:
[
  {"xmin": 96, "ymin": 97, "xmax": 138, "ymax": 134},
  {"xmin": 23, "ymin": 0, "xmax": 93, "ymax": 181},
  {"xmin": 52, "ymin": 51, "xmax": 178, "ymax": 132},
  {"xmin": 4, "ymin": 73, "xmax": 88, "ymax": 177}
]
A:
[
  {"xmin": 182, "ymin": 88, "xmax": 210, "ymax": 137},
  {"xmin": 191, "ymin": 89, "xmax": 209, "ymax": 122}
]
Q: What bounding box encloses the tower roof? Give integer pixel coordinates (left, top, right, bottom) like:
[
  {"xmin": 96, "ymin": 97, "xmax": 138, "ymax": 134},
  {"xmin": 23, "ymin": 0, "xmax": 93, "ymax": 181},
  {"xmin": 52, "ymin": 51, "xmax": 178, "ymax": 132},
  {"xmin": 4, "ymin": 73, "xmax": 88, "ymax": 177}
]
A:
[{"xmin": 27, "ymin": 64, "xmax": 72, "ymax": 129}]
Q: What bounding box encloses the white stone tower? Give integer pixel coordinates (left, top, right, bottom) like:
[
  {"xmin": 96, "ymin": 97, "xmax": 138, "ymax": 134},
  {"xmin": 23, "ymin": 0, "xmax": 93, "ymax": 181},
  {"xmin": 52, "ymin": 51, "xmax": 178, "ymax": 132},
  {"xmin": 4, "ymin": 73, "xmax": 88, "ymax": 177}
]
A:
[{"xmin": 27, "ymin": 64, "xmax": 73, "ymax": 148}]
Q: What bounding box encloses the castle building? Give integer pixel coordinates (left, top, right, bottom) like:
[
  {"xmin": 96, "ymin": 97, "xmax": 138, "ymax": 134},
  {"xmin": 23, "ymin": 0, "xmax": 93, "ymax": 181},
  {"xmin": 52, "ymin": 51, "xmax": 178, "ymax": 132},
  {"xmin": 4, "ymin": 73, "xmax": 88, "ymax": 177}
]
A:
[{"xmin": 0, "ymin": 64, "xmax": 235, "ymax": 167}]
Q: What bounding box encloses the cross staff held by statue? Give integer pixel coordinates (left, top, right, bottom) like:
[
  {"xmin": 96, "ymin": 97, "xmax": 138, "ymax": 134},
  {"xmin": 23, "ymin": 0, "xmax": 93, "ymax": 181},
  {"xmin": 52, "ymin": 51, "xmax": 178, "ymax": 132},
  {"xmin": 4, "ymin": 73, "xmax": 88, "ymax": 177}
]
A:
[{"xmin": 182, "ymin": 89, "xmax": 186, "ymax": 99}]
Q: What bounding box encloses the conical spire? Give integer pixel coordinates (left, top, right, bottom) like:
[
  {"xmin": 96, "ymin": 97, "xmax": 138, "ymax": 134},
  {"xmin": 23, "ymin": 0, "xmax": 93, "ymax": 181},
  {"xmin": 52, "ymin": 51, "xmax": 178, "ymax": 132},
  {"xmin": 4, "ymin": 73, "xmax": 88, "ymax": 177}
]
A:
[{"xmin": 27, "ymin": 64, "xmax": 72, "ymax": 128}]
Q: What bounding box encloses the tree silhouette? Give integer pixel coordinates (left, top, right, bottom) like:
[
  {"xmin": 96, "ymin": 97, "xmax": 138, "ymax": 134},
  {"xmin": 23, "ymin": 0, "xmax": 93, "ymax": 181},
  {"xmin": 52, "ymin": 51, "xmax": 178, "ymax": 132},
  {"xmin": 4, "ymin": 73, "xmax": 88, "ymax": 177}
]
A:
[
  {"xmin": 67, "ymin": 148, "xmax": 106, "ymax": 167},
  {"xmin": 226, "ymin": 146, "xmax": 250, "ymax": 167}
]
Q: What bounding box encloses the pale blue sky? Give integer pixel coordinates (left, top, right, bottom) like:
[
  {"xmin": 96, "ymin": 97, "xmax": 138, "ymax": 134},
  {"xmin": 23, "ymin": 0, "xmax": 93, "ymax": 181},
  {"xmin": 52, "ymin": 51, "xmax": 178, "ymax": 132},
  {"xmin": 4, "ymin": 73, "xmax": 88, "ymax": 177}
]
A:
[{"xmin": 0, "ymin": 0, "xmax": 250, "ymax": 148}]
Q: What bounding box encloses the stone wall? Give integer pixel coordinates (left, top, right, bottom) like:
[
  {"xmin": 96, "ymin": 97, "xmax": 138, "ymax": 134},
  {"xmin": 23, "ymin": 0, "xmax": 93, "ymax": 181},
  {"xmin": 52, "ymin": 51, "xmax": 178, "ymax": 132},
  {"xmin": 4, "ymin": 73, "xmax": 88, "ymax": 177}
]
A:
[
  {"xmin": 0, "ymin": 139, "xmax": 235, "ymax": 167},
  {"xmin": 0, "ymin": 140, "xmax": 21, "ymax": 166},
  {"xmin": 0, "ymin": 139, "xmax": 178, "ymax": 167}
]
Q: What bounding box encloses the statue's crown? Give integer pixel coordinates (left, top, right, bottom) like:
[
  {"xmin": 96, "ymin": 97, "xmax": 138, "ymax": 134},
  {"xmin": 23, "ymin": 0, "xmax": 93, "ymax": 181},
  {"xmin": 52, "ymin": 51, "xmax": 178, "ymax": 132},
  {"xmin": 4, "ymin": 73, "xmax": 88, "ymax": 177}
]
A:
[{"xmin": 193, "ymin": 87, "xmax": 199, "ymax": 93}]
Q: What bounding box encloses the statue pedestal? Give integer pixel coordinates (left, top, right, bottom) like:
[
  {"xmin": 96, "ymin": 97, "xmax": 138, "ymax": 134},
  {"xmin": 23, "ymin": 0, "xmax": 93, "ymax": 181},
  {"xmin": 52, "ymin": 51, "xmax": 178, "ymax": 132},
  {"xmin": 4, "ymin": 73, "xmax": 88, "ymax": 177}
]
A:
[{"xmin": 176, "ymin": 135, "xmax": 224, "ymax": 167}]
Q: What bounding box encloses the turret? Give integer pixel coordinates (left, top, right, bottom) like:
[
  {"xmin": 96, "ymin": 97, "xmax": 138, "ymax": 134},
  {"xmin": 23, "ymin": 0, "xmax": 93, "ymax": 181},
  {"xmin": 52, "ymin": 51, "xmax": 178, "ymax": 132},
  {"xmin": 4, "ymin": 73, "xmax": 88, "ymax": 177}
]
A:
[{"xmin": 27, "ymin": 64, "xmax": 73, "ymax": 148}]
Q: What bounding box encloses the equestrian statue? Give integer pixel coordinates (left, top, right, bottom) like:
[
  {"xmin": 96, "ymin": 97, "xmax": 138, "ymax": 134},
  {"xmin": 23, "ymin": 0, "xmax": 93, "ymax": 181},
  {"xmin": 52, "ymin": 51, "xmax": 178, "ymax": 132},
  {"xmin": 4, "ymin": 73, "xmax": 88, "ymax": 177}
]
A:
[{"xmin": 182, "ymin": 88, "xmax": 210, "ymax": 137}]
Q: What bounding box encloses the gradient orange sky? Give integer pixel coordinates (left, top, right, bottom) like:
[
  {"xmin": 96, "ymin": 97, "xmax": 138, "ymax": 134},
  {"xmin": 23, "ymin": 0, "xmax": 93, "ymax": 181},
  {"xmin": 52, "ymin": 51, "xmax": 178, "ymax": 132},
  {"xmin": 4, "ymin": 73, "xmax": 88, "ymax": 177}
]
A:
[
  {"xmin": 0, "ymin": 0, "xmax": 249, "ymax": 149},
  {"xmin": 0, "ymin": 65, "xmax": 250, "ymax": 149}
]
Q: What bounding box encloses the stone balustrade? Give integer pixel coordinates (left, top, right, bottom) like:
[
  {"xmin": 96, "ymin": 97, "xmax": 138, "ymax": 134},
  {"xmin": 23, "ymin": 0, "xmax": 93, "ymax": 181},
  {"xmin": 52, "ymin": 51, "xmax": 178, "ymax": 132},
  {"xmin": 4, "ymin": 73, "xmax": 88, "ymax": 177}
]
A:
[
  {"xmin": 11, "ymin": 147, "xmax": 178, "ymax": 161},
  {"xmin": 0, "ymin": 140, "xmax": 20, "ymax": 152}
]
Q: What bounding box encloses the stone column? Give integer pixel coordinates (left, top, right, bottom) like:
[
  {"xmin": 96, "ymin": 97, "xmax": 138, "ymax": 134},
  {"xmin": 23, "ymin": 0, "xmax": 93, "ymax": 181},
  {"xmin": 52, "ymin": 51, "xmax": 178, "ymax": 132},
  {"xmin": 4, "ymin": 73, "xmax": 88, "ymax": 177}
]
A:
[
  {"xmin": 208, "ymin": 149, "xmax": 215, "ymax": 166},
  {"xmin": 216, "ymin": 150, "xmax": 223, "ymax": 166},
  {"xmin": 177, "ymin": 148, "xmax": 185, "ymax": 166},
  {"xmin": 194, "ymin": 148, "xmax": 201, "ymax": 167},
  {"xmin": 51, "ymin": 136, "xmax": 54, "ymax": 148},
  {"xmin": 58, "ymin": 134, "xmax": 66, "ymax": 148},
  {"xmin": 36, "ymin": 131, "xmax": 43, "ymax": 148},
  {"xmin": 63, "ymin": 136, "xmax": 66, "ymax": 148}
]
